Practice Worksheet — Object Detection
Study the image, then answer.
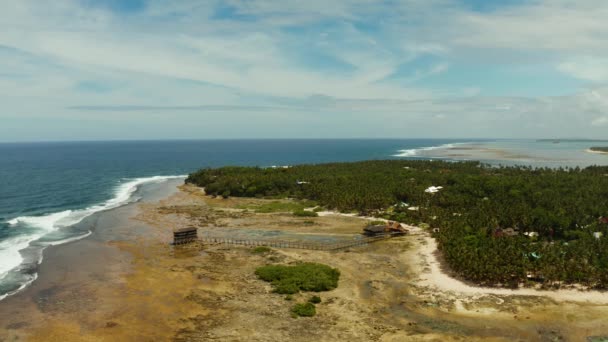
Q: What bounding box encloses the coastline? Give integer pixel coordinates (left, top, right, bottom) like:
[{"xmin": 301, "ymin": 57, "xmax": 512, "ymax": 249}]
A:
[
  {"xmin": 319, "ymin": 211, "xmax": 608, "ymax": 304},
  {"xmin": 0, "ymin": 175, "xmax": 186, "ymax": 303},
  {"xmin": 586, "ymin": 148, "xmax": 608, "ymax": 155},
  {"xmin": 0, "ymin": 178, "xmax": 184, "ymax": 340},
  {"xmin": 416, "ymin": 233, "xmax": 608, "ymax": 304},
  {"xmin": 2, "ymin": 182, "xmax": 608, "ymax": 340}
]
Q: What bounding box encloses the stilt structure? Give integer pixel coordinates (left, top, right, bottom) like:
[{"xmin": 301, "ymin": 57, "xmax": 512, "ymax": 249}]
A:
[{"xmin": 173, "ymin": 227, "xmax": 198, "ymax": 245}]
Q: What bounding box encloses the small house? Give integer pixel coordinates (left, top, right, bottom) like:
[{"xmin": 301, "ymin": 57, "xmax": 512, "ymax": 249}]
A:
[
  {"xmin": 363, "ymin": 225, "xmax": 388, "ymax": 236},
  {"xmin": 363, "ymin": 221, "xmax": 407, "ymax": 236}
]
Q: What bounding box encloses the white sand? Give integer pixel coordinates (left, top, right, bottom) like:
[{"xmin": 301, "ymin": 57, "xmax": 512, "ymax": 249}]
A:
[
  {"xmin": 586, "ymin": 148, "xmax": 608, "ymax": 155},
  {"xmin": 320, "ymin": 211, "xmax": 608, "ymax": 304},
  {"xmin": 415, "ymin": 234, "xmax": 608, "ymax": 304}
]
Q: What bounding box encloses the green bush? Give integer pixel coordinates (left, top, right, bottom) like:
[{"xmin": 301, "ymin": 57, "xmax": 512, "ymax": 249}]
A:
[
  {"xmin": 251, "ymin": 246, "xmax": 272, "ymax": 254},
  {"xmin": 308, "ymin": 295, "xmax": 322, "ymax": 304},
  {"xmin": 238, "ymin": 200, "xmax": 318, "ymax": 213},
  {"xmin": 293, "ymin": 210, "xmax": 318, "ymax": 217},
  {"xmin": 291, "ymin": 303, "xmax": 316, "ymax": 317},
  {"xmin": 255, "ymin": 263, "xmax": 340, "ymax": 294}
]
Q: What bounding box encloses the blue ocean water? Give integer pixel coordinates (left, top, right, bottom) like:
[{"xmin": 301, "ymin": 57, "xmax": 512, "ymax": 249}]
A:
[{"xmin": 0, "ymin": 139, "xmax": 468, "ymax": 299}]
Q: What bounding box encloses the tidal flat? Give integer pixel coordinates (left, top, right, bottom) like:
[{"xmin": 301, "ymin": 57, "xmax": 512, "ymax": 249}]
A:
[{"xmin": 1, "ymin": 183, "xmax": 608, "ymax": 341}]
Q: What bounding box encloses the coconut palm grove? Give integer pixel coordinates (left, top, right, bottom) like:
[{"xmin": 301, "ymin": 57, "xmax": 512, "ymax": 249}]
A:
[{"xmin": 187, "ymin": 160, "xmax": 608, "ymax": 288}]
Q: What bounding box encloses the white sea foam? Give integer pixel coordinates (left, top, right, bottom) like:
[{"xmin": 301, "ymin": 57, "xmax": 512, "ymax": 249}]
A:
[
  {"xmin": 0, "ymin": 235, "xmax": 36, "ymax": 281},
  {"xmin": 40, "ymin": 231, "xmax": 93, "ymax": 247},
  {"xmin": 393, "ymin": 143, "xmax": 468, "ymax": 158},
  {"xmin": 0, "ymin": 175, "xmax": 185, "ymax": 297},
  {"xmin": 0, "ymin": 273, "xmax": 37, "ymax": 302}
]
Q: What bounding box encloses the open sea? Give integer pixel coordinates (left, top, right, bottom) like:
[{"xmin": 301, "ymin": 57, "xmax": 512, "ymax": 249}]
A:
[{"xmin": 1, "ymin": 138, "xmax": 608, "ymax": 300}]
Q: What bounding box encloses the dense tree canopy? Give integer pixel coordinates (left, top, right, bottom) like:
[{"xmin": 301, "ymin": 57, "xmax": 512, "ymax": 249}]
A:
[
  {"xmin": 187, "ymin": 160, "xmax": 608, "ymax": 288},
  {"xmin": 590, "ymin": 147, "xmax": 608, "ymax": 153}
]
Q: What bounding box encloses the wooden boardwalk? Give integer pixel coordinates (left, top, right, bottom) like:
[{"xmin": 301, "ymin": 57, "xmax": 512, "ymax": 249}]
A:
[{"xmin": 198, "ymin": 233, "xmax": 404, "ymax": 251}]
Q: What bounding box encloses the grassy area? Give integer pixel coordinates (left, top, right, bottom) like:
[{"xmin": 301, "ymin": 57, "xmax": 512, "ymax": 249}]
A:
[
  {"xmin": 251, "ymin": 246, "xmax": 272, "ymax": 254},
  {"xmin": 255, "ymin": 263, "xmax": 340, "ymax": 294},
  {"xmin": 237, "ymin": 200, "xmax": 317, "ymax": 213},
  {"xmin": 292, "ymin": 210, "xmax": 318, "ymax": 217},
  {"xmin": 291, "ymin": 303, "xmax": 316, "ymax": 317},
  {"xmin": 367, "ymin": 220, "xmax": 385, "ymax": 226}
]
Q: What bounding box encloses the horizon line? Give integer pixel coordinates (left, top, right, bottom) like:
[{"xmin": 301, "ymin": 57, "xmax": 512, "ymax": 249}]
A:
[{"xmin": 1, "ymin": 137, "xmax": 605, "ymax": 144}]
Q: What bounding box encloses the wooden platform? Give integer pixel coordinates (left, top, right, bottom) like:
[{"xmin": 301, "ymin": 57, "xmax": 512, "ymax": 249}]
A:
[{"xmin": 199, "ymin": 232, "xmax": 403, "ymax": 251}]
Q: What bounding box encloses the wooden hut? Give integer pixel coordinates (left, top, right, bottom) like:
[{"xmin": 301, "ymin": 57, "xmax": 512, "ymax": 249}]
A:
[{"xmin": 173, "ymin": 227, "xmax": 198, "ymax": 245}]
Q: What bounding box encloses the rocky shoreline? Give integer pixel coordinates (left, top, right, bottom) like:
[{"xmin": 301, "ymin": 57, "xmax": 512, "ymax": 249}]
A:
[{"xmin": 2, "ymin": 182, "xmax": 608, "ymax": 341}]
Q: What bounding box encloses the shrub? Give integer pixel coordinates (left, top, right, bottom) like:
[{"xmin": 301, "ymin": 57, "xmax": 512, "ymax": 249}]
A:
[
  {"xmin": 252, "ymin": 246, "xmax": 272, "ymax": 254},
  {"xmin": 285, "ymin": 295, "xmax": 293, "ymax": 301},
  {"xmin": 293, "ymin": 210, "xmax": 318, "ymax": 217},
  {"xmin": 308, "ymin": 295, "xmax": 322, "ymax": 304},
  {"xmin": 255, "ymin": 263, "xmax": 340, "ymax": 294},
  {"xmin": 291, "ymin": 303, "xmax": 316, "ymax": 317}
]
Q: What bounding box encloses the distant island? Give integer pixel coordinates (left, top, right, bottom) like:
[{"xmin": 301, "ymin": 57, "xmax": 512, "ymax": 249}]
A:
[
  {"xmin": 188, "ymin": 160, "xmax": 608, "ymax": 289},
  {"xmin": 538, "ymin": 139, "xmax": 608, "ymax": 143},
  {"xmin": 589, "ymin": 147, "xmax": 608, "ymax": 154}
]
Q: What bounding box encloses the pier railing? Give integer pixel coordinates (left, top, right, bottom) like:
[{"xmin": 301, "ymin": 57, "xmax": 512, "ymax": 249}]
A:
[{"xmin": 197, "ymin": 233, "xmax": 403, "ymax": 251}]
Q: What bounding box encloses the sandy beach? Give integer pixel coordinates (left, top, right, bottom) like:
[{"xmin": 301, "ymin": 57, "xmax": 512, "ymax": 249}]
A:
[
  {"xmin": 320, "ymin": 212, "xmax": 608, "ymax": 304},
  {"xmin": 2, "ymin": 181, "xmax": 608, "ymax": 341},
  {"xmin": 586, "ymin": 148, "xmax": 608, "ymax": 155}
]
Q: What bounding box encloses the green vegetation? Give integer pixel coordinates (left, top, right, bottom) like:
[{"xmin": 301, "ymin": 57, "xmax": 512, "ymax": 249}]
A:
[
  {"xmin": 291, "ymin": 302, "xmax": 316, "ymax": 317},
  {"xmin": 254, "ymin": 263, "xmax": 340, "ymax": 294},
  {"xmin": 367, "ymin": 220, "xmax": 386, "ymax": 226},
  {"xmin": 236, "ymin": 200, "xmax": 317, "ymax": 213},
  {"xmin": 308, "ymin": 295, "xmax": 322, "ymax": 304},
  {"xmin": 293, "ymin": 210, "xmax": 318, "ymax": 217},
  {"xmin": 590, "ymin": 147, "xmax": 608, "ymax": 153},
  {"xmin": 189, "ymin": 160, "xmax": 608, "ymax": 288},
  {"xmin": 251, "ymin": 246, "xmax": 272, "ymax": 254}
]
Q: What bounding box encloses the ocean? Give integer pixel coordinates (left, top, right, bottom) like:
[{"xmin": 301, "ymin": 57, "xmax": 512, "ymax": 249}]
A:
[{"xmin": 1, "ymin": 138, "xmax": 607, "ymax": 300}]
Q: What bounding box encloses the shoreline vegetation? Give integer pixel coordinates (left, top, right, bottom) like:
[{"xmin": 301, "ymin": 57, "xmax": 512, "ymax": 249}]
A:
[
  {"xmin": 588, "ymin": 147, "xmax": 608, "ymax": 154},
  {"xmin": 187, "ymin": 160, "xmax": 608, "ymax": 289},
  {"xmin": 6, "ymin": 180, "xmax": 608, "ymax": 340}
]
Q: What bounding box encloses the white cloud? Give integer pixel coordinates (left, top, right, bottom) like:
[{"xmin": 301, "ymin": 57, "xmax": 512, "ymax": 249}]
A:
[
  {"xmin": 591, "ymin": 117, "xmax": 608, "ymax": 127},
  {"xmin": 558, "ymin": 57, "xmax": 608, "ymax": 82},
  {"xmin": 2, "ymin": 0, "xmax": 608, "ymax": 141}
]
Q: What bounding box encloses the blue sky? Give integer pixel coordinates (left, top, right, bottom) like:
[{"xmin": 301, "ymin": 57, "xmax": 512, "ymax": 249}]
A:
[{"xmin": 1, "ymin": 0, "xmax": 608, "ymax": 141}]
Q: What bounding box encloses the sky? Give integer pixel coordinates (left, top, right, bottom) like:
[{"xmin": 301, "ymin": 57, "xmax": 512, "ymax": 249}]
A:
[{"xmin": 1, "ymin": 0, "xmax": 608, "ymax": 141}]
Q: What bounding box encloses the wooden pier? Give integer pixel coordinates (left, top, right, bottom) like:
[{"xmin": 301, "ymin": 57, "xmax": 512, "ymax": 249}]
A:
[{"xmin": 197, "ymin": 232, "xmax": 403, "ymax": 251}]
